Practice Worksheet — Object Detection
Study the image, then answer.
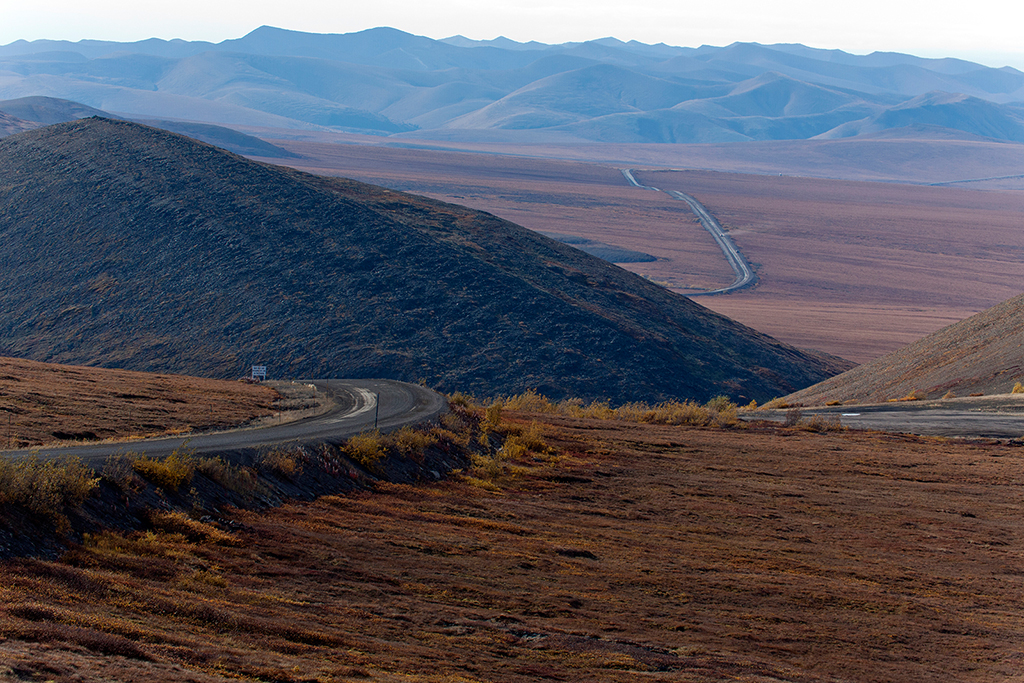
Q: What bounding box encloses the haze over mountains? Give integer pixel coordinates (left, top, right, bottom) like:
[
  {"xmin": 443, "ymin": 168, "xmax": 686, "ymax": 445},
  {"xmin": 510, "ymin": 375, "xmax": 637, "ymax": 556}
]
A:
[
  {"xmin": 0, "ymin": 118, "xmax": 848, "ymax": 403},
  {"xmin": 2, "ymin": 26, "xmax": 1024, "ymax": 144}
]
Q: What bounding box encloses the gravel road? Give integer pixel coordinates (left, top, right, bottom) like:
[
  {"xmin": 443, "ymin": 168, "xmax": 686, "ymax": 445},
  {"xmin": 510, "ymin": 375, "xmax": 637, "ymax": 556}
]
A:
[{"xmin": 748, "ymin": 394, "xmax": 1024, "ymax": 438}]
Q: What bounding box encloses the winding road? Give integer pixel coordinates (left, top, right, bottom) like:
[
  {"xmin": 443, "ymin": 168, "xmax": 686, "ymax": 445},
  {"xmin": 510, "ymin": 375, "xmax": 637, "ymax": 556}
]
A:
[
  {"xmin": 621, "ymin": 169, "xmax": 757, "ymax": 295},
  {"xmin": 5, "ymin": 379, "xmax": 448, "ymax": 464}
]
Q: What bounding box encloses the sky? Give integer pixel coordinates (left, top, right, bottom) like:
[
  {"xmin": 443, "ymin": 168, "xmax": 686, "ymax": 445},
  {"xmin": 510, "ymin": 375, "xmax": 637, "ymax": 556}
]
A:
[{"xmin": 4, "ymin": 0, "xmax": 1024, "ymax": 70}]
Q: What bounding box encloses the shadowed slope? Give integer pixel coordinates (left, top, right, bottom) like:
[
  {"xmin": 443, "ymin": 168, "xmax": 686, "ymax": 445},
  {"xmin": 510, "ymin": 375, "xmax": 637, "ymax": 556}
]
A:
[
  {"xmin": 0, "ymin": 118, "xmax": 847, "ymax": 403},
  {"xmin": 785, "ymin": 292, "xmax": 1024, "ymax": 405}
]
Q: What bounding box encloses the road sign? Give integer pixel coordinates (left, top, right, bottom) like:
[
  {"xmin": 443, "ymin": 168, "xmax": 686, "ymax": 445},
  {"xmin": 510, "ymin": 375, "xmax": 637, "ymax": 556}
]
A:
[{"xmin": 251, "ymin": 365, "xmax": 267, "ymax": 381}]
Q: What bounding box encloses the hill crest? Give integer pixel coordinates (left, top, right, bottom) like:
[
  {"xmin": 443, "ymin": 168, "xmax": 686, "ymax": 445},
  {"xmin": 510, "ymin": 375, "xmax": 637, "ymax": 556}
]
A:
[{"xmin": 784, "ymin": 292, "xmax": 1024, "ymax": 405}]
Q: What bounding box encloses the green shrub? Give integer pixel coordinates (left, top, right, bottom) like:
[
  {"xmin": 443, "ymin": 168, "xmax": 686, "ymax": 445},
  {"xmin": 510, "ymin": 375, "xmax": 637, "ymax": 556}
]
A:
[{"xmin": 1012, "ymin": 382, "xmax": 1024, "ymax": 394}]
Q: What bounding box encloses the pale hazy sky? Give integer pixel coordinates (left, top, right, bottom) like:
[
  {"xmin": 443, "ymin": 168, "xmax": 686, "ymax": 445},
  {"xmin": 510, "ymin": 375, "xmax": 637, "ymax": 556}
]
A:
[{"xmin": 5, "ymin": 0, "xmax": 1023, "ymax": 70}]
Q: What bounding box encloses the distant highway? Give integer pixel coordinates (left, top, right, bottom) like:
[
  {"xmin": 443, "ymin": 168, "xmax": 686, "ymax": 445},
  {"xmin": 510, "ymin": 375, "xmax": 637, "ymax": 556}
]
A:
[
  {"xmin": 621, "ymin": 169, "xmax": 757, "ymax": 295},
  {"xmin": 4, "ymin": 379, "xmax": 448, "ymax": 465}
]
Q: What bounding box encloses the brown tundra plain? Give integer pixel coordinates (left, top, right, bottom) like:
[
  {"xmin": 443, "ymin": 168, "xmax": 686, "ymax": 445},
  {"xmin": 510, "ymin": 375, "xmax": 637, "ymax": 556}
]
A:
[
  {"xmin": 3, "ymin": 402, "xmax": 1024, "ymax": 682},
  {"xmin": 260, "ymin": 136, "xmax": 1024, "ymax": 363}
]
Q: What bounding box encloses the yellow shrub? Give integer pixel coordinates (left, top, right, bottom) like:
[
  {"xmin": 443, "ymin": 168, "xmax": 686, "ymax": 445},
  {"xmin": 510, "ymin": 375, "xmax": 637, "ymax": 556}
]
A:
[
  {"xmin": 132, "ymin": 447, "xmax": 195, "ymax": 492},
  {"xmin": 0, "ymin": 456, "xmax": 98, "ymax": 531},
  {"xmin": 389, "ymin": 426, "xmax": 436, "ymax": 456},
  {"xmin": 484, "ymin": 403, "xmax": 503, "ymax": 430},
  {"xmin": 898, "ymin": 389, "xmax": 926, "ymax": 401},
  {"xmin": 498, "ymin": 389, "xmax": 557, "ymax": 413},
  {"xmin": 345, "ymin": 431, "xmax": 386, "ymax": 469}
]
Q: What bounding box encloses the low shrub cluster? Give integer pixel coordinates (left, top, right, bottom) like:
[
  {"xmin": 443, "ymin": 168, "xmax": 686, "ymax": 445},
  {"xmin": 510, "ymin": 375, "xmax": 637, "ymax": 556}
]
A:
[
  {"xmin": 897, "ymin": 389, "xmax": 927, "ymax": 402},
  {"xmin": 462, "ymin": 405, "xmax": 554, "ymax": 489},
  {"xmin": 342, "ymin": 432, "xmax": 387, "ymax": 469},
  {"xmin": 481, "ymin": 389, "xmax": 740, "ymax": 428},
  {"xmin": 130, "ymin": 446, "xmax": 195, "ymax": 492},
  {"xmin": 1, "ymin": 418, "xmax": 470, "ymax": 555},
  {"xmin": 0, "ymin": 456, "xmax": 98, "ymax": 532},
  {"xmin": 196, "ymin": 457, "xmax": 259, "ymax": 497},
  {"xmin": 780, "ymin": 408, "xmax": 844, "ymax": 432}
]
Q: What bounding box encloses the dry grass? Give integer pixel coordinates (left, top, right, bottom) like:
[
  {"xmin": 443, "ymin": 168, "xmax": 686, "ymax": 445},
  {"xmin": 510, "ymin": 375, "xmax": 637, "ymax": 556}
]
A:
[
  {"xmin": 0, "ymin": 457, "xmax": 98, "ymax": 532},
  {"xmin": 485, "ymin": 389, "xmax": 739, "ymax": 427},
  {"xmin": 2, "ymin": 414, "xmax": 1023, "ymax": 681},
  {"xmin": 130, "ymin": 447, "xmax": 195, "ymax": 492},
  {"xmin": 0, "ymin": 356, "xmax": 276, "ymax": 449}
]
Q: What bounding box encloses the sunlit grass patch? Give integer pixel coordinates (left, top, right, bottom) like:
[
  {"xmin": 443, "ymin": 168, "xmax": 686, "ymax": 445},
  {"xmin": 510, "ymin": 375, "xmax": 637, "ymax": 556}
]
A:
[
  {"xmin": 0, "ymin": 456, "xmax": 98, "ymax": 533},
  {"xmin": 131, "ymin": 445, "xmax": 195, "ymax": 492},
  {"xmin": 477, "ymin": 390, "xmax": 741, "ymax": 428}
]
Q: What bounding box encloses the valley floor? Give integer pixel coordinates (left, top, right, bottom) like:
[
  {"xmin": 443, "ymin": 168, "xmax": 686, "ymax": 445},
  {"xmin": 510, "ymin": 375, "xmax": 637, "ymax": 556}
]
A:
[
  {"xmin": 259, "ymin": 136, "xmax": 1024, "ymax": 364},
  {"xmin": 3, "ymin": 414, "xmax": 1023, "ymax": 681}
]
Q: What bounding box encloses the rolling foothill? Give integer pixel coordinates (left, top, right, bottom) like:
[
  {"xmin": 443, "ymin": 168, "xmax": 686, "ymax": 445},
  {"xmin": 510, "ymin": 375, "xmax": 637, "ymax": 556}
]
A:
[{"xmin": 2, "ymin": 24, "xmax": 1024, "ymax": 683}]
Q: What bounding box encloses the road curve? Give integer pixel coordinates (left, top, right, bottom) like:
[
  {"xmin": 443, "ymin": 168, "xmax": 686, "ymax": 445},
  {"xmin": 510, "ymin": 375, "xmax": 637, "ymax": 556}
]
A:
[
  {"xmin": 4, "ymin": 379, "xmax": 448, "ymax": 464},
  {"xmin": 621, "ymin": 169, "xmax": 757, "ymax": 295}
]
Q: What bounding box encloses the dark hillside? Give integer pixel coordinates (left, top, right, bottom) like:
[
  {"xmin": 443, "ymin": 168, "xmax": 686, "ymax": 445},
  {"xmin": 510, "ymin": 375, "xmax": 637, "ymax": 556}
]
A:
[{"xmin": 0, "ymin": 118, "xmax": 847, "ymax": 403}]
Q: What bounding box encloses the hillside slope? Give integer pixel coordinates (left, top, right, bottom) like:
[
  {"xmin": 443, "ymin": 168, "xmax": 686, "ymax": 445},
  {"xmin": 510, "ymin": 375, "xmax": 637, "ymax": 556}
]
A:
[
  {"xmin": 0, "ymin": 356, "xmax": 276, "ymax": 448},
  {"xmin": 0, "ymin": 118, "xmax": 847, "ymax": 403},
  {"xmin": 784, "ymin": 292, "xmax": 1024, "ymax": 405}
]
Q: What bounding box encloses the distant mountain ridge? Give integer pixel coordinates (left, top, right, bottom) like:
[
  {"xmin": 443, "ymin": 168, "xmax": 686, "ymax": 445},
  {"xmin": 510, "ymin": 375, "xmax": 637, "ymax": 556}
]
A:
[
  {"xmin": 1, "ymin": 26, "xmax": 1023, "ymax": 144},
  {"xmin": 0, "ymin": 118, "xmax": 849, "ymax": 403},
  {"xmin": 0, "ymin": 96, "xmax": 298, "ymax": 157}
]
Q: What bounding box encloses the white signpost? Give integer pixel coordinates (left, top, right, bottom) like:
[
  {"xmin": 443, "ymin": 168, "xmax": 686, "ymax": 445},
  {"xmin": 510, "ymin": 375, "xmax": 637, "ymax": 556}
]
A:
[{"xmin": 251, "ymin": 365, "xmax": 267, "ymax": 381}]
